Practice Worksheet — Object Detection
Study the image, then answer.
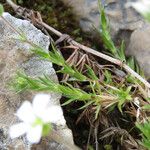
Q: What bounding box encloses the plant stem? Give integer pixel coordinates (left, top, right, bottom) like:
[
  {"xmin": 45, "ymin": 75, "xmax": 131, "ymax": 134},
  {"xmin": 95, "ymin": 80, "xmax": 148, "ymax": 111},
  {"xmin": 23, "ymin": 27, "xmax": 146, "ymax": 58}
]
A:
[{"xmin": 41, "ymin": 22, "xmax": 150, "ymax": 89}]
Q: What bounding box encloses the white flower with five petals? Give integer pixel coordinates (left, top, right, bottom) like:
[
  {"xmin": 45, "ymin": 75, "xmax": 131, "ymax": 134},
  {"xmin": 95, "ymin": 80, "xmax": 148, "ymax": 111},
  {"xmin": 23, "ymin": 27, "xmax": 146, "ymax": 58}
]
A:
[{"xmin": 9, "ymin": 94, "xmax": 66, "ymax": 144}]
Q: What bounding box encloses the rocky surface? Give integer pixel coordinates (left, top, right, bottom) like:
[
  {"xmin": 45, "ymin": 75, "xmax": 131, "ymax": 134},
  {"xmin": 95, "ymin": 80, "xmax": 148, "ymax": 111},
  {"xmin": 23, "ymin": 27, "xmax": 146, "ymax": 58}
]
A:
[
  {"xmin": 61, "ymin": 0, "xmax": 143, "ymax": 41},
  {"xmin": 0, "ymin": 13, "xmax": 79, "ymax": 150},
  {"xmin": 127, "ymin": 24, "xmax": 150, "ymax": 77}
]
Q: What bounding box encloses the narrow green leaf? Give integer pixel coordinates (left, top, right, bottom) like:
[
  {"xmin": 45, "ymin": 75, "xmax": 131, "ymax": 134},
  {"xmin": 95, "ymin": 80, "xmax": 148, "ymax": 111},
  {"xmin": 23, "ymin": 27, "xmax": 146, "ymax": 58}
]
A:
[
  {"xmin": 59, "ymin": 65, "xmax": 87, "ymax": 81},
  {"xmin": 104, "ymin": 70, "xmax": 112, "ymax": 84},
  {"xmin": 86, "ymin": 65, "xmax": 99, "ymax": 80},
  {"xmin": 127, "ymin": 56, "xmax": 135, "ymax": 70},
  {"xmin": 136, "ymin": 121, "xmax": 150, "ymax": 149},
  {"xmin": 101, "ymin": 8, "xmax": 107, "ymax": 30},
  {"xmin": 0, "ymin": 4, "xmax": 4, "ymax": 16},
  {"xmin": 62, "ymin": 99, "xmax": 76, "ymax": 106},
  {"xmin": 95, "ymin": 105, "xmax": 101, "ymax": 119},
  {"xmin": 142, "ymin": 105, "xmax": 150, "ymax": 110},
  {"xmin": 78, "ymin": 101, "xmax": 94, "ymax": 110},
  {"xmin": 31, "ymin": 48, "xmax": 51, "ymax": 61},
  {"xmin": 118, "ymin": 41, "xmax": 126, "ymax": 61}
]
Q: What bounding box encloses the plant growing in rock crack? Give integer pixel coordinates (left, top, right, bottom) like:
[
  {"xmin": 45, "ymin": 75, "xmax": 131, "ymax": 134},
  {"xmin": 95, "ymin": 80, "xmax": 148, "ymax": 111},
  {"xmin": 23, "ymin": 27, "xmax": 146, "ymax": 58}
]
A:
[
  {"xmin": 2, "ymin": 1, "xmax": 150, "ymax": 149},
  {"xmin": 11, "ymin": 38, "xmax": 134, "ymax": 117},
  {"xmin": 9, "ymin": 35, "xmax": 146, "ymax": 148}
]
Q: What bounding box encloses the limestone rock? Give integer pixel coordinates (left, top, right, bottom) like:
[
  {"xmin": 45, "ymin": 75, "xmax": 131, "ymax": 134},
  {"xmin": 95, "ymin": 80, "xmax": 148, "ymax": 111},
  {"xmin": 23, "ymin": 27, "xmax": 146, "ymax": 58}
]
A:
[
  {"xmin": 0, "ymin": 13, "xmax": 79, "ymax": 150},
  {"xmin": 127, "ymin": 24, "xmax": 150, "ymax": 77}
]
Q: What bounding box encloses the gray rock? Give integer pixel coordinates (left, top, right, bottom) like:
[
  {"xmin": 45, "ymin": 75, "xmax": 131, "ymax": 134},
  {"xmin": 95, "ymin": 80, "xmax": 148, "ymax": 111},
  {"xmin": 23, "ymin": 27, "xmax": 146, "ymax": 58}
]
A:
[
  {"xmin": 127, "ymin": 24, "xmax": 150, "ymax": 77},
  {"xmin": 0, "ymin": 13, "xmax": 79, "ymax": 150},
  {"xmin": 61, "ymin": 0, "xmax": 143, "ymax": 41}
]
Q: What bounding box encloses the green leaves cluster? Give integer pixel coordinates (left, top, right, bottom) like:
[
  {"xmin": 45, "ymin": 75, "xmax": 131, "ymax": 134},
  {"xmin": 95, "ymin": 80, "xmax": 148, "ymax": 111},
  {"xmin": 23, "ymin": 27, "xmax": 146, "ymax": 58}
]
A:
[
  {"xmin": 98, "ymin": 1, "xmax": 125, "ymax": 61},
  {"xmin": 115, "ymin": 87, "xmax": 132, "ymax": 113},
  {"xmin": 136, "ymin": 121, "xmax": 150, "ymax": 150},
  {"xmin": 4, "ymin": 0, "xmax": 142, "ymax": 121},
  {"xmin": 13, "ymin": 72, "xmax": 92, "ymax": 104},
  {"xmin": 98, "ymin": 0, "xmax": 143, "ymax": 76},
  {"xmin": 31, "ymin": 44, "xmax": 87, "ymax": 81},
  {"xmin": 12, "ymin": 40, "xmax": 134, "ymax": 119}
]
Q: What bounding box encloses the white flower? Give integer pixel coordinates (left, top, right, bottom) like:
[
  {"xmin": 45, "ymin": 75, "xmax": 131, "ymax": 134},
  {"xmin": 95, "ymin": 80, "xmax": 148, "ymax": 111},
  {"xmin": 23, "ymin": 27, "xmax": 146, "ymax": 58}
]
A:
[
  {"xmin": 127, "ymin": 0, "xmax": 150, "ymax": 16},
  {"xmin": 9, "ymin": 94, "xmax": 66, "ymax": 144}
]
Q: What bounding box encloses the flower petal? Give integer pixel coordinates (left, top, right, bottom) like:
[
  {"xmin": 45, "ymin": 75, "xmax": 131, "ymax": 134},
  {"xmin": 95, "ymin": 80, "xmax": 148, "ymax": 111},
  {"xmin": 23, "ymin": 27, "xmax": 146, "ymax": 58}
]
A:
[
  {"xmin": 16, "ymin": 101, "xmax": 35, "ymax": 123},
  {"xmin": 41, "ymin": 105, "xmax": 66, "ymax": 125},
  {"xmin": 32, "ymin": 94, "xmax": 51, "ymax": 118},
  {"xmin": 9, "ymin": 123, "xmax": 27, "ymax": 139},
  {"xmin": 26, "ymin": 125, "xmax": 42, "ymax": 144}
]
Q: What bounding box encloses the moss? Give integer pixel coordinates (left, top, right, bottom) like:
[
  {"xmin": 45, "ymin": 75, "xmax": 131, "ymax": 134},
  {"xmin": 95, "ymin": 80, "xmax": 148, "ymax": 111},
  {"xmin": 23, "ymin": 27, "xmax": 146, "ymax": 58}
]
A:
[{"xmin": 15, "ymin": 0, "xmax": 83, "ymax": 41}]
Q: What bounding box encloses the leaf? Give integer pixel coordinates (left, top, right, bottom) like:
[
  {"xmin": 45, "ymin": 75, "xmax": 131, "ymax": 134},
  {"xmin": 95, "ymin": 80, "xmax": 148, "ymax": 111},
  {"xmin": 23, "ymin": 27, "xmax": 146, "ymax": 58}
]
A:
[
  {"xmin": 78, "ymin": 100, "xmax": 94, "ymax": 110},
  {"xmin": 134, "ymin": 59, "xmax": 144, "ymax": 76},
  {"xmin": 146, "ymin": 97, "xmax": 150, "ymax": 101},
  {"xmin": 116, "ymin": 87, "xmax": 132, "ymax": 113},
  {"xmin": 62, "ymin": 99, "xmax": 76, "ymax": 106},
  {"xmin": 99, "ymin": 30, "xmax": 116, "ymax": 54},
  {"xmin": 0, "ymin": 4, "xmax": 4, "ymax": 16},
  {"xmin": 31, "ymin": 47, "xmax": 50, "ymax": 60},
  {"xmin": 101, "ymin": 8, "xmax": 107, "ymax": 31},
  {"xmin": 118, "ymin": 41, "xmax": 126, "ymax": 62},
  {"xmin": 59, "ymin": 65, "xmax": 87, "ymax": 81},
  {"xmin": 97, "ymin": 3, "xmax": 118, "ymax": 56},
  {"xmin": 31, "ymin": 43, "xmax": 66, "ymax": 67},
  {"xmin": 136, "ymin": 121, "xmax": 150, "ymax": 149},
  {"xmin": 95, "ymin": 105, "xmax": 101, "ymax": 119},
  {"xmin": 42, "ymin": 123, "xmax": 52, "ymax": 136},
  {"xmin": 86, "ymin": 65, "xmax": 99, "ymax": 80},
  {"xmin": 127, "ymin": 56, "xmax": 135, "ymax": 70},
  {"xmin": 142, "ymin": 105, "xmax": 150, "ymax": 110},
  {"xmin": 104, "ymin": 70, "xmax": 112, "ymax": 84}
]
